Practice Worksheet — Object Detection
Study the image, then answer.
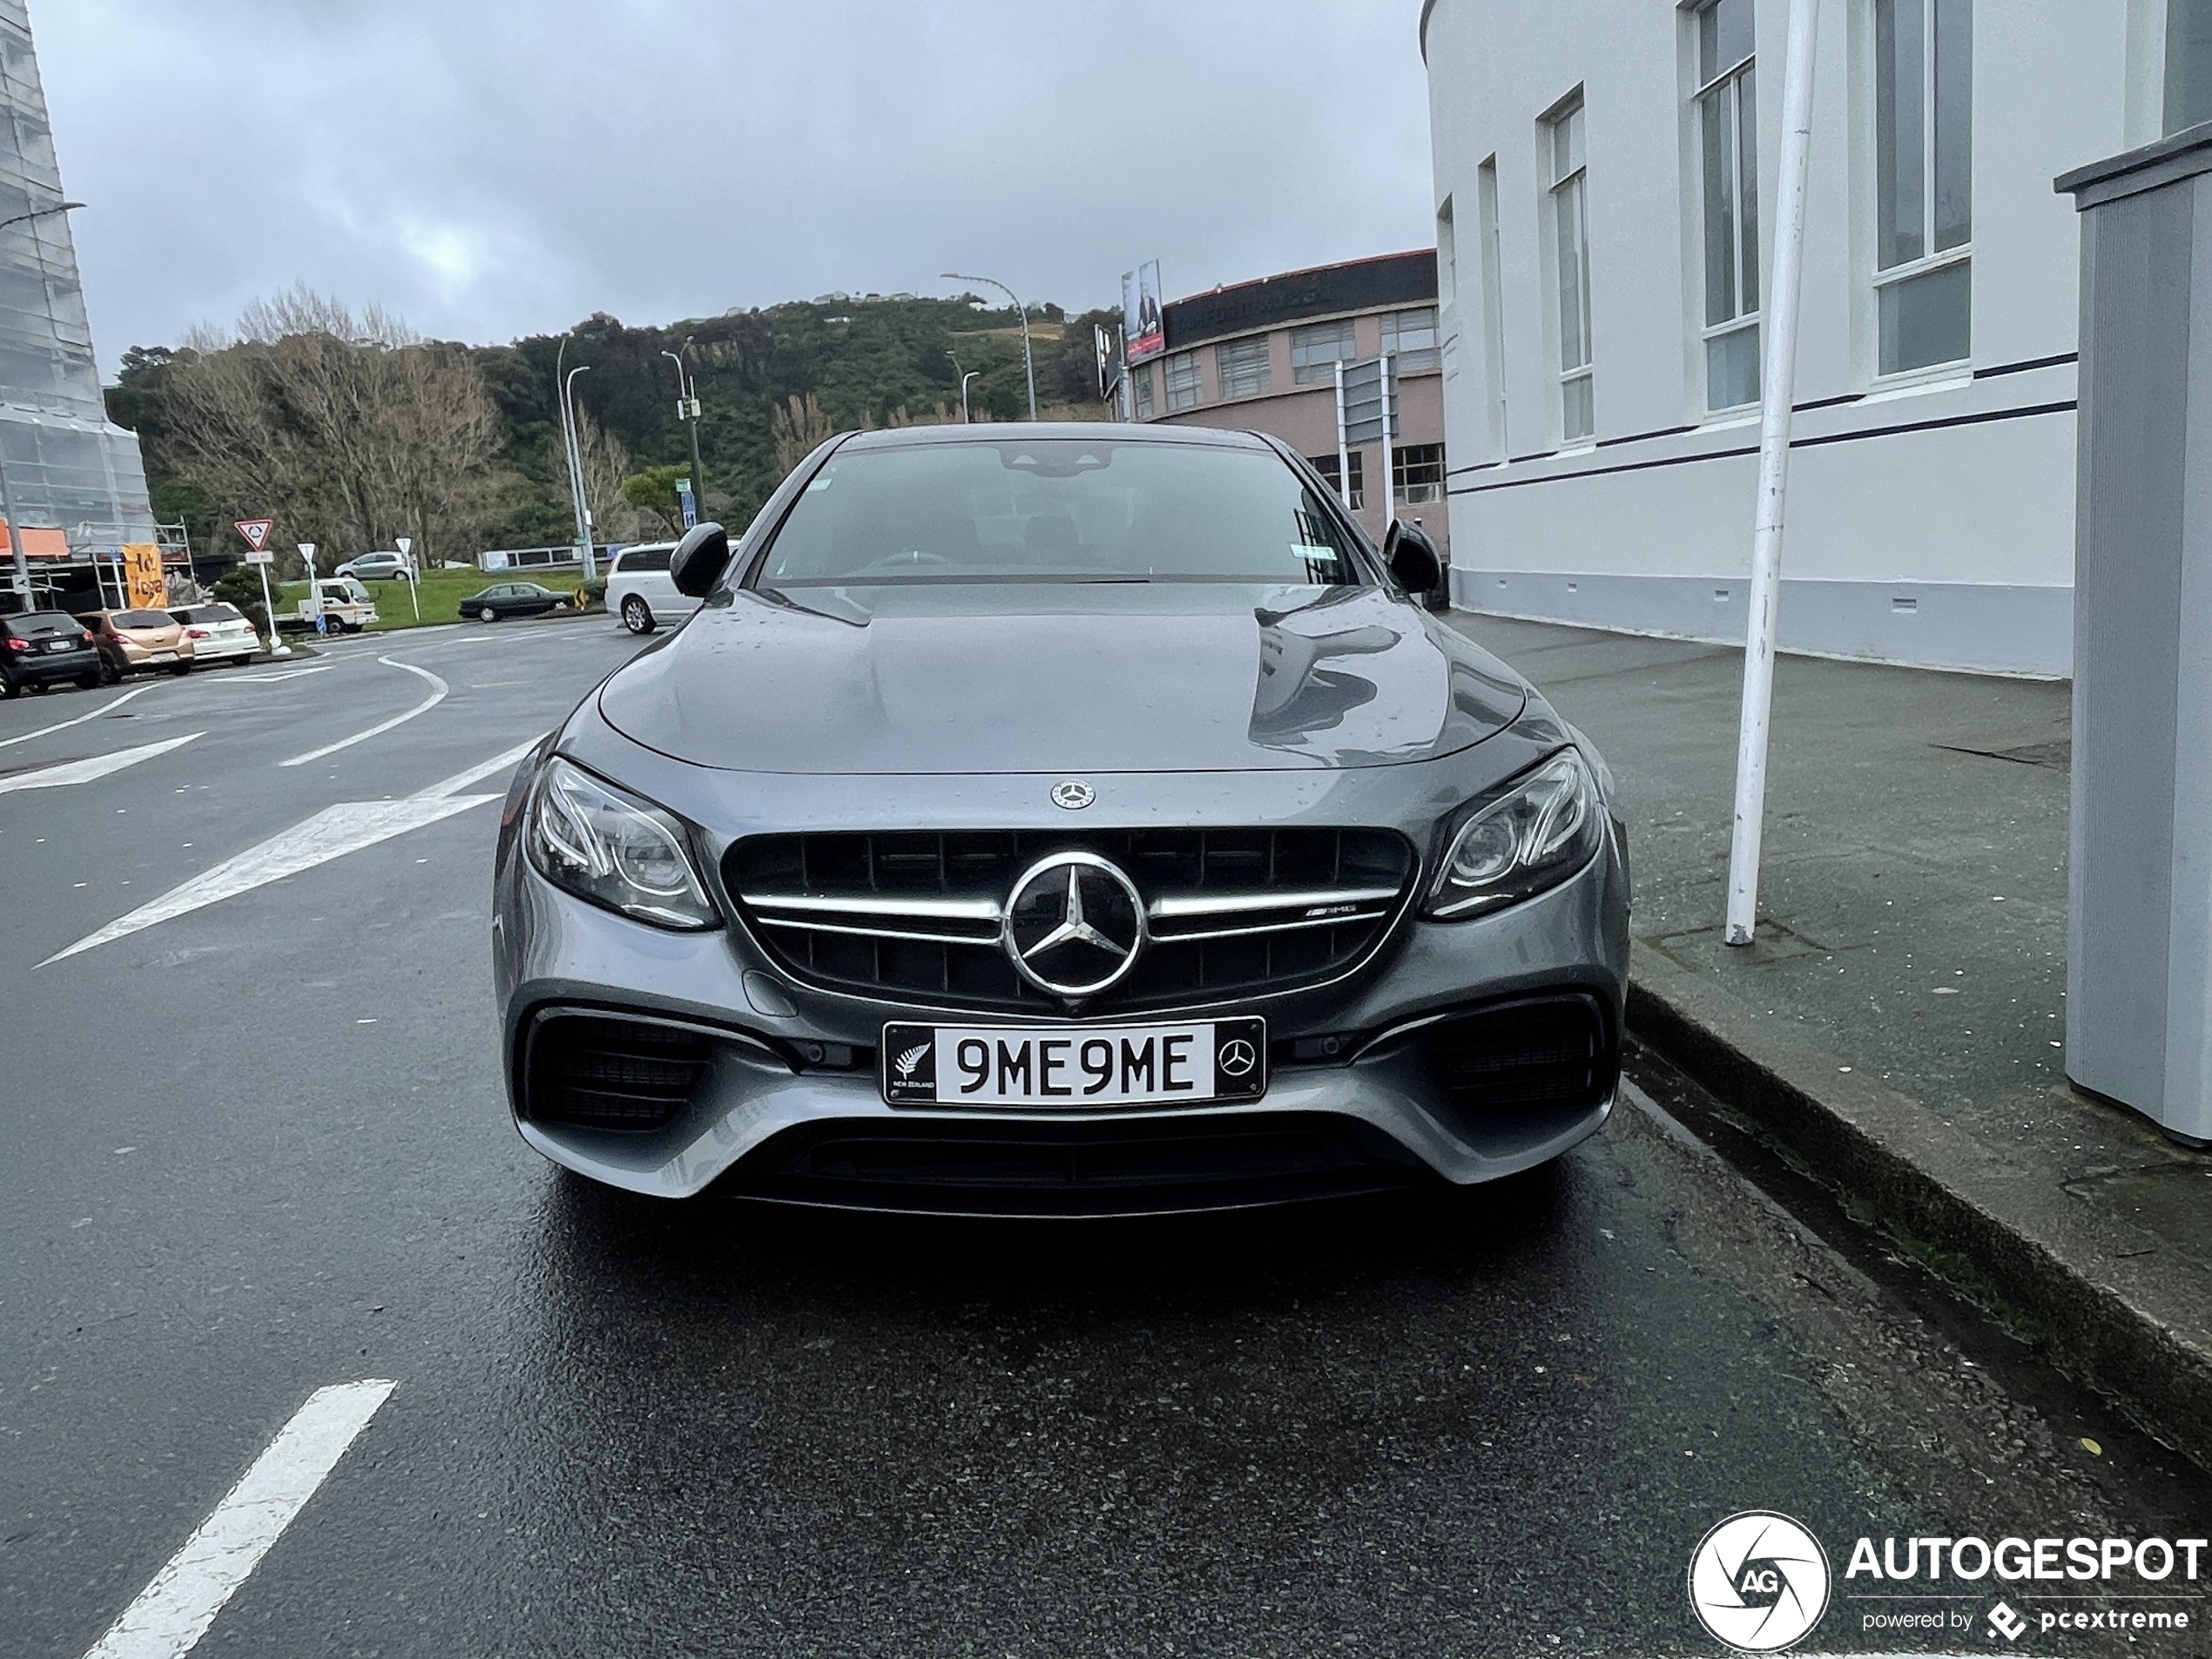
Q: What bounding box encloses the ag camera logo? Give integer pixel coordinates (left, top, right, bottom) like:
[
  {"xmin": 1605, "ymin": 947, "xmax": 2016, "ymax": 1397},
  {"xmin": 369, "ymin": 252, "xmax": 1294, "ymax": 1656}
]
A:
[{"xmin": 1689, "ymin": 1512, "xmax": 1832, "ymax": 1651}]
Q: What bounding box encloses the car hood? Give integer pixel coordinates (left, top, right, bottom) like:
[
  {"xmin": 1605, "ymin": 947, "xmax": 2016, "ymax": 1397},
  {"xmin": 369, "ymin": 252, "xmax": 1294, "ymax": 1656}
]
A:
[{"xmin": 596, "ymin": 582, "xmax": 1527, "ymax": 774}]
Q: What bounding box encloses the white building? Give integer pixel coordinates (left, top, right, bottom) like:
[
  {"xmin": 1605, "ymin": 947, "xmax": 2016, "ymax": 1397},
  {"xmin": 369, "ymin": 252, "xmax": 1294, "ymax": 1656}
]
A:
[{"xmin": 1420, "ymin": 0, "xmax": 2179, "ymax": 676}]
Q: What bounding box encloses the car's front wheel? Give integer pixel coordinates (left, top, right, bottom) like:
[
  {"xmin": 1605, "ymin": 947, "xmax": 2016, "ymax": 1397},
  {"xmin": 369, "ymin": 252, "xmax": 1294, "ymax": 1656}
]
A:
[
  {"xmin": 478, "ymin": 605, "xmax": 498, "ymax": 623},
  {"xmin": 620, "ymin": 595, "xmax": 654, "ymax": 634}
]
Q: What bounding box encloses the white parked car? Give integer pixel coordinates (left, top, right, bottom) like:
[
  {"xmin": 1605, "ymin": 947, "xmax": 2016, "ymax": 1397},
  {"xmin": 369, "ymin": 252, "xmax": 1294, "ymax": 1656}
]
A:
[
  {"xmin": 168, "ymin": 602, "xmax": 259, "ymax": 665},
  {"xmin": 604, "ymin": 542, "xmax": 698, "ymax": 634}
]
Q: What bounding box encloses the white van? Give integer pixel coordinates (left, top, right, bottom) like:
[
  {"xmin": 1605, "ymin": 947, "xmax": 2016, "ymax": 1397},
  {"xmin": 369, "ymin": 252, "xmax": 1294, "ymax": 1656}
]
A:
[{"xmin": 604, "ymin": 542, "xmax": 698, "ymax": 635}]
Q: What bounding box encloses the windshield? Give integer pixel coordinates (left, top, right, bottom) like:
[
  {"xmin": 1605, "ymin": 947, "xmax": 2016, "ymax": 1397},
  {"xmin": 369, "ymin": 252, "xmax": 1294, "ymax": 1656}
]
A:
[
  {"xmin": 175, "ymin": 605, "xmax": 241, "ymax": 624},
  {"xmin": 755, "ymin": 439, "xmax": 1364, "ymax": 589},
  {"xmin": 117, "ymin": 610, "xmax": 174, "ymax": 629}
]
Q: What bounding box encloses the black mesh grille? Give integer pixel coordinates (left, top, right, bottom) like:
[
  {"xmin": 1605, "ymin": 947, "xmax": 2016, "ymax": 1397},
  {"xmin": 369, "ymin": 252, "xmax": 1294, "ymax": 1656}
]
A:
[
  {"xmin": 725, "ymin": 827, "xmax": 1416, "ymax": 1013},
  {"xmin": 524, "ymin": 1014, "xmax": 713, "ymax": 1130},
  {"xmin": 1416, "ymin": 996, "xmax": 1614, "ymax": 1113}
]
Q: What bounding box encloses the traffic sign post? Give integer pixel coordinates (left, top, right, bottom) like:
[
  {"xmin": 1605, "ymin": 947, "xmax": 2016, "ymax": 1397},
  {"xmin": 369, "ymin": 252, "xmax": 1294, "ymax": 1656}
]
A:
[
  {"xmin": 234, "ymin": 519, "xmax": 287, "ymax": 657},
  {"xmin": 396, "ymin": 535, "xmax": 420, "ymax": 621},
  {"xmin": 677, "ymin": 479, "xmax": 697, "ymax": 530}
]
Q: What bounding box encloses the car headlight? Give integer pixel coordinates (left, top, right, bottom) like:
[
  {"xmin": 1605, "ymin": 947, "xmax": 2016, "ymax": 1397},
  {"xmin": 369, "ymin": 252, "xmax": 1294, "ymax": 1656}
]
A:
[
  {"xmin": 1426, "ymin": 748, "xmax": 1604, "ymax": 918},
  {"xmin": 524, "ymin": 757, "xmax": 718, "ymax": 929}
]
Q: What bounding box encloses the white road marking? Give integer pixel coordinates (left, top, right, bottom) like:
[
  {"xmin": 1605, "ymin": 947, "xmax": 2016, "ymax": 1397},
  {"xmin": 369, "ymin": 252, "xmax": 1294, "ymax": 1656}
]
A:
[
  {"xmin": 277, "ymin": 657, "xmax": 446, "ymax": 767},
  {"xmin": 37, "ymin": 738, "xmax": 541, "ymax": 966},
  {"xmin": 229, "ymin": 665, "xmax": 334, "ymax": 683},
  {"xmin": 0, "ymin": 682, "xmax": 159, "ymax": 750},
  {"xmin": 0, "ymin": 732, "xmax": 201, "ymax": 794},
  {"xmin": 79, "ymin": 1379, "xmax": 395, "ymax": 1659},
  {"xmin": 415, "ymin": 734, "xmax": 543, "ymax": 799}
]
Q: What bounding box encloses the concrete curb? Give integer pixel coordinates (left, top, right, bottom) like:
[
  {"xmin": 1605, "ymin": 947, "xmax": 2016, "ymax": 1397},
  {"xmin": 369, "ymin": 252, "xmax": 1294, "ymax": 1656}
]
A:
[{"xmin": 1626, "ymin": 939, "xmax": 2212, "ymax": 1472}]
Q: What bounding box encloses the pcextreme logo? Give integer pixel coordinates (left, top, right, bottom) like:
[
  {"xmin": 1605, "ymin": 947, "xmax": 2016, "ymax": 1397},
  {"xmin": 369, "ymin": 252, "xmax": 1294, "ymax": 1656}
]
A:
[{"xmin": 1688, "ymin": 1511, "xmax": 1832, "ymax": 1652}]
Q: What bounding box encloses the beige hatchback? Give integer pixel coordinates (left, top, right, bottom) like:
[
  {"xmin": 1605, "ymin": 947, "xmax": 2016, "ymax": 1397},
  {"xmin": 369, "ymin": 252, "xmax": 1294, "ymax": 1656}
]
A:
[{"xmin": 78, "ymin": 609, "xmax": 195, "ymax": 682}]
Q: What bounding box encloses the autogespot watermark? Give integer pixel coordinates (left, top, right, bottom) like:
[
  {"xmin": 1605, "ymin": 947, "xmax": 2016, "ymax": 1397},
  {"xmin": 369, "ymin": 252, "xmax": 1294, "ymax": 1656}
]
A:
[{"xmin": 1688, "ymin": 1514, "xmax": 2209, "ymax": 1651}]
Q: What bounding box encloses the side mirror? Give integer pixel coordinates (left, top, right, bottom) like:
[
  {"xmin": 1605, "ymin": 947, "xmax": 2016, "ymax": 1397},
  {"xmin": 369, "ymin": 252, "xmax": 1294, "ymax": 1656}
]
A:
[
  {"xmin": 670, "ymin": 521, "xmax": 730, "ymax": 598},
  {"xmin": 1382, "ymin": 518, "xmax": 1443, "ymax": 600}
]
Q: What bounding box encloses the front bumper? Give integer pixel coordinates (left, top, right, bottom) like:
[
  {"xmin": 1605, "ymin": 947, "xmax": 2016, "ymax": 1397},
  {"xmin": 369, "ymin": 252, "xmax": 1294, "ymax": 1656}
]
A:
[{"xmin": 496, "ymin": 805, "xmax": 1629, "ymax": 1212}]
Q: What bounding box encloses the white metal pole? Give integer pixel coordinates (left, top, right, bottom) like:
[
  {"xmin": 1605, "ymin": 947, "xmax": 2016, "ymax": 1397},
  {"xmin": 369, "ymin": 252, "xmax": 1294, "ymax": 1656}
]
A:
[
  {"xmin": 1333, "ymin": 359, "xmax": 1352, "ymax": 509},
  {"xmin": 253, "ymin": 561, "xmax": 288, "ymax": 656},
  {"xmin": 1724, "ymin": 0, "xmax": 1822, "ymax": 947},
  {"xmin": 1378, "ymin": 353, "xmax": 1397, "ymax": 538}
]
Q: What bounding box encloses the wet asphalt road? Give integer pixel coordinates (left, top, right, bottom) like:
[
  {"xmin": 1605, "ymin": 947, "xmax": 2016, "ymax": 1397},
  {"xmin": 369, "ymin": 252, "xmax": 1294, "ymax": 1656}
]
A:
[{"xmin": 2, "ymin": 621, "xmax": 2206, "ymax": 1659}]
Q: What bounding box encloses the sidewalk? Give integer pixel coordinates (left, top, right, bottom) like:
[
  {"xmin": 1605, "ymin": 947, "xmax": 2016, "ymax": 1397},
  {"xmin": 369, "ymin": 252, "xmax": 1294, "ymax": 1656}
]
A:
[{"xmin": 1447, "ymin": 613, "xmax": 2212, "ymax": 1468}]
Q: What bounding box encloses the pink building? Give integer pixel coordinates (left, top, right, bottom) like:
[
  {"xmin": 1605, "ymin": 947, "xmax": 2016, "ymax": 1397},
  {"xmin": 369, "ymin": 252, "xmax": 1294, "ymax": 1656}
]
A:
[{"xmin": 1127, "ymin": 251, "xmax": 1451, "ymax": 566}]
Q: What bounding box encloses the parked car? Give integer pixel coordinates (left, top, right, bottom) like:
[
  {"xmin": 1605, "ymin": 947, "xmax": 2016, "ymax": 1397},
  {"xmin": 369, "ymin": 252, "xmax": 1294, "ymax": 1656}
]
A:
[
  {"xmin": 336, "ymin": 551, "xmax": 409, "ymax": 582},
  {"xmin": 604, "ymin": 541, "xmax": 696, "ymax": 634},
  {"xmin": 496, "ymin": 426, "xmax": 1630, "ymax": 1213},
  {"xmin": 169, "ymin": 602, "xmax": 259, "ymax": 666},
  {"xmin": 462, "ymin": 582, "xmax": 574, "ymax": 622},
  {"xmin": 79, "ymin": 609, "xmax": 193, "ymax": 681},
  {"xmin": 0, "ymin": 608, "xmax": 102, "ymax": 696}
]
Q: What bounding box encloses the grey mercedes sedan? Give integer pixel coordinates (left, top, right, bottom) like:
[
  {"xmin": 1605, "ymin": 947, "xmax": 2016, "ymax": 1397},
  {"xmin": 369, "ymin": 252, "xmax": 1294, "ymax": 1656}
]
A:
[{"xmin": 493, "ymin": 424, "xmax": 1629, "ymax": 1214}]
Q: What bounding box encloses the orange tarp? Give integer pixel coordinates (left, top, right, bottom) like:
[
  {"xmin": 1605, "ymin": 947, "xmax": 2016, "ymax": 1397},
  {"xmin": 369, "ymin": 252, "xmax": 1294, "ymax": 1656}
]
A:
[{"xmin": 0, "ymin": 522, "xmax": 71, "ymax": 557}]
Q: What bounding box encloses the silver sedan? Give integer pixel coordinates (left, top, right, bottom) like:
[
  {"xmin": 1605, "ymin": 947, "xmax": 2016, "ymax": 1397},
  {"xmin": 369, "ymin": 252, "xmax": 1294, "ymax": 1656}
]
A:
[{"xmin": 494, "ymin": 425, "xmax": 1629, "ymax": 1215}]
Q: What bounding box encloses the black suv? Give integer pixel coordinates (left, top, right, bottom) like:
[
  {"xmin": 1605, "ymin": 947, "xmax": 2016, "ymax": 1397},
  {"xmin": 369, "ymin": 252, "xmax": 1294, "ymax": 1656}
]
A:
[{"xmin": 1, "ymin": 609, "xmax": 102, "ymax": 697}]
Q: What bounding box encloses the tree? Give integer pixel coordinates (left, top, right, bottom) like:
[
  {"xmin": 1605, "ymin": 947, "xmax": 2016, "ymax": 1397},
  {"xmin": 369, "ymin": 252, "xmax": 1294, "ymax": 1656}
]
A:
[
  {"xmin": 557, "ymin": 401, "xmax": 650, "ymax": 543},
  {"xmin": 620, "ymin": 463, "xmax": 693, "ymax": 534},
  {"xmin": 158, "ymin": 285, "xmax": 509, "ymax": 574}
]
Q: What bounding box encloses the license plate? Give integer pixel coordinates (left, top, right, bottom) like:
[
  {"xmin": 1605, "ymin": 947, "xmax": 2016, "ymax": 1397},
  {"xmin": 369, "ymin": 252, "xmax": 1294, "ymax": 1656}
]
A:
[
  {"xmin": 149, "ymin": 650, "xmax": 176, "ymax": 662},
  {"xmin": 44, "ymin": 639, "xmax": 71, "ymax": 652},
  {"xmin": 882, "ymin": 1018, "xmax": 1266, "ymax": 1109}
]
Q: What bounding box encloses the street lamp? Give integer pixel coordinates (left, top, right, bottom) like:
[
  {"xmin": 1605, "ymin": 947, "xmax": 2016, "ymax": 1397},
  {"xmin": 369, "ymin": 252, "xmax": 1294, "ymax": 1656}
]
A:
[
  {"xmin": 0, "ymin": 200, "xmax": 84, "ymax": 606},
  {"xmin": 557, "ymin": 360, "xmax": 596, "ymax": 581},
  {"xmin": 661, "ymin": 344, "xmax": 705, "ymax": 527},
  {"xmin": 947, "ymin": 348, "xmax": 978, "ymax": 423},
  {"xmin": 942, "ymin": 271, "xmax": 1037, "ymax": 421}
]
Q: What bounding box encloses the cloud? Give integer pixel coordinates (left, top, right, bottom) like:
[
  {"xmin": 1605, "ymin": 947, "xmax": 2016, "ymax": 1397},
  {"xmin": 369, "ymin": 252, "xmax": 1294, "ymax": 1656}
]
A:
[{"xmin": 37, "ymin": 0, "xmax": 1436, "ymax": 371}]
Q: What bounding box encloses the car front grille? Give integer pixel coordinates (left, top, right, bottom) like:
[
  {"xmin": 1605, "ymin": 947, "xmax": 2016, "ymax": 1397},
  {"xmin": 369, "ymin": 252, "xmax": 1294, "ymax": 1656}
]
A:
[
  {"xmin": 523, "ymin": 1012, "xmax": 715, "ymax": 1130},
  {"xmin": 725, "ymin": 827, "xmax": 1417, "ymax": 1013}
]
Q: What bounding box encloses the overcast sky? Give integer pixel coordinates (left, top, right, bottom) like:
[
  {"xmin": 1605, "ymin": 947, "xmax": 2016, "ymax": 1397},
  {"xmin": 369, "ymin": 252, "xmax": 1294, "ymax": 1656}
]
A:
[{"xmin": 41, "ymin": 0, "xmax": 1437, "ymax": 375}]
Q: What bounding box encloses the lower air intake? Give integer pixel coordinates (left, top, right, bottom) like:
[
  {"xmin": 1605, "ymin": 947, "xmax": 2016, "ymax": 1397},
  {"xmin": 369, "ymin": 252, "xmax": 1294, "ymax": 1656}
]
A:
[
  {"xmin": 1416, "ymin": 994, "xmax": 1615, "ymax": 1113},
  {"xmin": 524, "ymin": 1013, "xmax": 712, "ymax": 1130}
]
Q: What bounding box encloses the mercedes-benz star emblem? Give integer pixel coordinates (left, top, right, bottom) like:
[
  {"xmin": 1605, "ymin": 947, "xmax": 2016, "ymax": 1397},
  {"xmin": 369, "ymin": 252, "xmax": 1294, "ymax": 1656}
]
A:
[
  {"xmin": 1001, "ymin": 852, "xmax": 1145, "ymax": 998},
  {"xmin": 1217, "ymin": 1038, "xmax": 1258, "ymax": 1078},
  {"xmin": 1050, "ymin": 779, "xmax": 1095, "ymax": 811}
]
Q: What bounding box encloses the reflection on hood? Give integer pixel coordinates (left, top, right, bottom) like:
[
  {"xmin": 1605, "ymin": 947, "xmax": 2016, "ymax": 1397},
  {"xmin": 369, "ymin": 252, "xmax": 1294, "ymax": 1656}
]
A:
[{"xmin": 597, "ymin": 580, "xmax": 1527, "ymax": 774}]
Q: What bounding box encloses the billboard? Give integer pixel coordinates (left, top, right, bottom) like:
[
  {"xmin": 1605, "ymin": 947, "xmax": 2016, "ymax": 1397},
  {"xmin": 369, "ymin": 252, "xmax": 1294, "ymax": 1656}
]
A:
[{"xmin": 1122, "ymin": 260, "xmax": 1164, "ymax": 362}]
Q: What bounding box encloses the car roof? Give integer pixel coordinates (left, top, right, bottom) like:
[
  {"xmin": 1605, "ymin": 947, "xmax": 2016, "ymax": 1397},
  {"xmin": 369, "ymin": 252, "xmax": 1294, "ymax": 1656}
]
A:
[{"xmin": 831, "ymin": 421, "xmax": 1278, "ymax": 455}]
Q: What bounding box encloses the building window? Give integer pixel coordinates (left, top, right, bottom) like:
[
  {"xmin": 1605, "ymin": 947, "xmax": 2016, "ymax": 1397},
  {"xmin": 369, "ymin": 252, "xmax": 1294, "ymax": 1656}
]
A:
[
  {"xmin": 1544, "ymin": 95, "xmax": 1595, "ymax": 441},
  {"xmin": 1382, "ymin": 307, "xmax": 1440, "ymax": 372},
  {"xmin": 1873, "ymin": 0, "xmax": 1971, "ymax": 374},
  {"xmin": 1696, "ymin": 0, "xmax": 1760, "ymax": 409},
  {"xmin": 1131, "ymin": 361, "xmax": 1155, "ymax": 419},
  {"xmin": 1216, "ymin": 336, "xmax": 1271, "ymax": 400},
  {"xmin": 1309, "ymin": 449, "xmax": 1365, "ymax": 510},
  {"xmin": 1164, "ymin": 350, "xmax": 1202, "ymax": 411},
  {"xmin": 1291, "ymin": 319, "xmax": 1358, "ymax": 385},
  {"xmin": 1393, "ymin": 442, "xmax": 1446, "ymax": 505}
]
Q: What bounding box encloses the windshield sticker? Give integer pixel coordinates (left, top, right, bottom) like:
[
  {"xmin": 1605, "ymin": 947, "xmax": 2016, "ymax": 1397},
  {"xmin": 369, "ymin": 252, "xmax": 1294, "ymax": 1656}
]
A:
[
  {"xmin": 806, "ymin": 475, "xmax": 835, "ymax": 491},
  {"xmin": 1290, "ymin": 543, "xmax": 1341, "ymax": 563}
]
